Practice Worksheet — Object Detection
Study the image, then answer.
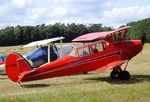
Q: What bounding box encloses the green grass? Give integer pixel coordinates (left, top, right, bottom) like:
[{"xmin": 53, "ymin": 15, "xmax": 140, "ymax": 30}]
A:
[{"xmin": 0, "ymin": 44, "xmax": 150, "ymax": 102}]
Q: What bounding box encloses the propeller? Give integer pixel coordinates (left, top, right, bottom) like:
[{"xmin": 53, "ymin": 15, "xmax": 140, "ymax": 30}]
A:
[{"xmin": 141, "ymin": 32, "xmax": 146, "ymax": 45}]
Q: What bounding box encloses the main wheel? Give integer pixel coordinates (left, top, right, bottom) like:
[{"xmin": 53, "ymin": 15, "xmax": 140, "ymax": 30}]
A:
[
  {"xmin": 110, "ymin": 70, "xmax": 120, "ymax": 79},
  {"xmin": 119, "ymin": 71, "xmax": 130, "ymax": 80}
]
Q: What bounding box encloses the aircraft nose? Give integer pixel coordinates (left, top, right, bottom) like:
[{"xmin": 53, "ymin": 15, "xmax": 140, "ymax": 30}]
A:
[
  {"xmin": 132, "ymin": 40, "xmax": 143, "ymax": 56},
  {"xmin": 132, "ymin": 40, "xmax": 143, "ymax": 52},
  {"xmin": 124, "ymin": 40, "xmax": 143, "ymax": 59}
]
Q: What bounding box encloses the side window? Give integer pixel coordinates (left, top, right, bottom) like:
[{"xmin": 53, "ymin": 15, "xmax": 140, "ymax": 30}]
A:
[
  {"xmin": 91, "ymin": 43, "xmax": 104, "ymax": 53},
  {"xmin": 96, "ymin": 43, "xmax": 104, "ymax": 52},
  {"xmin": 121, "ymin": 31, "xmax": 126, "ymax": 40},
  {"xmin": 115, "ymin": 33, "xmax": 122, "ymax": 41},
  {"xmin": 112, "ymin": 34, "xmax": 117, "ymax": 42},
  {"xmin": 77, "ymin": 47, "xmax": 90, "ymax": 57},
  {"xmin": 69, "ymin": 49, "xmax": 77, "ymax": 57},
  {"xmin": 102, "ymin": 41, "xmax": 109, "ymax": 50}
]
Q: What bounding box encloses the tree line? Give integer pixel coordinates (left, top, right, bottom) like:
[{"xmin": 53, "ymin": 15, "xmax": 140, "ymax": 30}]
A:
[
  {"xmin": 0, "ymin": 17, "xmax": 150, "ymax": 46},
  {"xmin": 0, "ymin": 23, "xmax": 112, "ymax": 46}
]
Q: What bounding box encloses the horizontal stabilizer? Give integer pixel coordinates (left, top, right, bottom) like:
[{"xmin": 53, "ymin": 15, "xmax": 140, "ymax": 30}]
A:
[{"xmin": 17, "ymin": 70, "xmax": 34, "ymax": 82}]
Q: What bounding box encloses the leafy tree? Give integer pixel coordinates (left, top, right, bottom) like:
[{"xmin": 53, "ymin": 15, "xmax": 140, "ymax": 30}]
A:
[{"xmin": 127, "ymin": 18, "xmax": 150, "ymax": 42}]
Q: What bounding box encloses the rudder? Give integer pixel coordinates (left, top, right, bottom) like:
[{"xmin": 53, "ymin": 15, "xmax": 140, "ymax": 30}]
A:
[{"xmin": 5, "ymin": 53, "xmax": 32, "ymax": 83}]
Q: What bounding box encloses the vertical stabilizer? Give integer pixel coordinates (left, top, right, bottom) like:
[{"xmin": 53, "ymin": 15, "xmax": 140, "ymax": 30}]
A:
[{"xmin": 5, "ymin": 53, "xmax": 32, "ymax": 83}]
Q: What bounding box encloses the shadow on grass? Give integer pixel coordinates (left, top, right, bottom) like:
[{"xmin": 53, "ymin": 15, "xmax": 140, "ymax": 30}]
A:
[
  {"xmin": 21, "ymin": 81, "xmax": 97, "ymax": 88},
  {"xmin": 18, "ymin": 74, "xmax": 150, "ymax": 88},
  {"xmin": 21, "ymin": 84, "xmax": 50, "ymax": 88},
  {"xmin": 49, "ymin": 81, "xmax": 95, "ymax": 86},
  {"xmin": 84, "ymin": 75, "xmax": 150, "ymax": 84}
]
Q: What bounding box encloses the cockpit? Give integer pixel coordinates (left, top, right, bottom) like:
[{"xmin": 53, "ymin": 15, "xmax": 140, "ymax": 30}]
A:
[
  {"xmin": 69, "ymin": 41, "xmax": 108, "ymax": 57},
  {"xmin": 25, "ymin": 44, "xmax": 73, "ymax": 68}
]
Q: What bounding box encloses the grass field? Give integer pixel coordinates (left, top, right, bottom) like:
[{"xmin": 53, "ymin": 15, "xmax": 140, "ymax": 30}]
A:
[{"xmin": 0, "ymin": 44, "xmax": 150, "ymax": 102}]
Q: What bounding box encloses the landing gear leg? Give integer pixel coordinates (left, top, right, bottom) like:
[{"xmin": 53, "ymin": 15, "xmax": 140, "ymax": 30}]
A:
[{"xmin": 119, "ymin": 61, "xmax": 130, "ymax": 80}]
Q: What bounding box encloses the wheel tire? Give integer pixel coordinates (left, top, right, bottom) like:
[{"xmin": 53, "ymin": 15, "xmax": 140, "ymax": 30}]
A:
[
  {"xmin": 110, "ymin": 71, "xmax": 120, "ymax": 79},
  {"xmin": 119, "ymin": 71, "xmax": 130, "ymax": 80}
]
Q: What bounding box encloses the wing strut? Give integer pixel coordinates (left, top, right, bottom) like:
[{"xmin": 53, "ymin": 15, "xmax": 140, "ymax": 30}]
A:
[{"xmin": 48, "ymin": 43, "xmax": 51, "ymax": 63}]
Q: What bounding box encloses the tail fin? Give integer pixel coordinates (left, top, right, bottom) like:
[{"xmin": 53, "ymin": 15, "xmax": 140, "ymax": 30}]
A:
[{"xmin": 5, "ymin": 53, "xmax": 32, "ymax": 83}]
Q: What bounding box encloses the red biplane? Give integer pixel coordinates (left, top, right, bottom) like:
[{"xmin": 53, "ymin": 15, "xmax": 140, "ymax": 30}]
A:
[{"xmin": 5, "ymin": 26, "xmax": 143, "ymax": 83}]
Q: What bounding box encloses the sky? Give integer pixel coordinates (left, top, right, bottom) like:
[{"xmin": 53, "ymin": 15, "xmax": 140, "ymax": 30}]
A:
[{"xmin": 1, "ymin": 0, "xmax": 150, "ymax": 29}]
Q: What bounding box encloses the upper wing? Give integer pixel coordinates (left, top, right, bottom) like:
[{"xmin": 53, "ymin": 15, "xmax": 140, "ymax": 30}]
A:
[
  {"xmin": 72, "ymin": 26, "xmax": 130, "ymax": 42},
  {"xmin": 23, "ymin": 37, "xmax": 64, "ymax": 48}
]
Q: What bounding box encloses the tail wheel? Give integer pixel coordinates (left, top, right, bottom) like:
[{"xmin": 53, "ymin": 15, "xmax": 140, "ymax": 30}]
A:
[
  {"xmin": 110, "ymin": 70, "xmax": 120, "ymax": 79},
  {"xmin": 119, "ymin": 71, "xmax": 130, "ymax": 80}
]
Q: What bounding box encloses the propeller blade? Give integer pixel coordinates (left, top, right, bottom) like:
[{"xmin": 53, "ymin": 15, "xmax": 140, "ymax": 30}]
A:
[{"xmin": 141, "ymin": 32, "xmax": 146, "ymax": 45}]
